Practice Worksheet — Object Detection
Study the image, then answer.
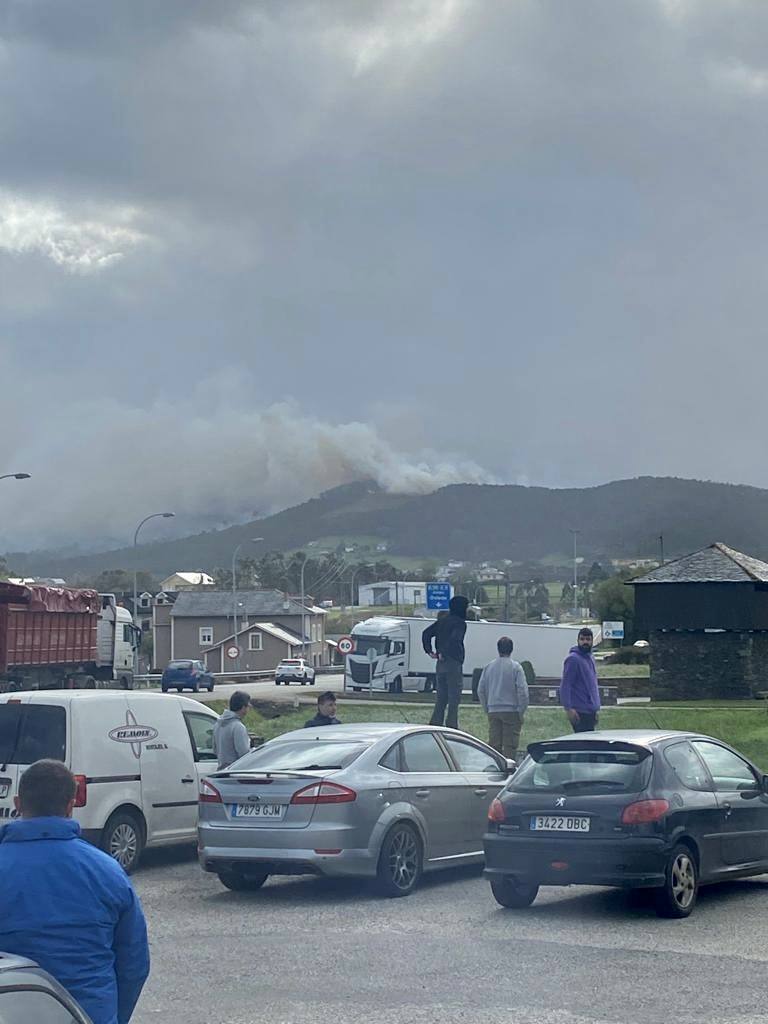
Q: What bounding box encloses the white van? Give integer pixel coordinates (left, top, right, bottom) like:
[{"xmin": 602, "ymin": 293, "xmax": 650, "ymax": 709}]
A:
[{"xmin": 0, "ymin": 691, "xmax": 219, "ymax": 872}]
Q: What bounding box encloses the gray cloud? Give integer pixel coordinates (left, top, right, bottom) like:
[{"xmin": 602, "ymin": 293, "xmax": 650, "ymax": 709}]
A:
[{"xmin": 3, "ymin": 0, "xmax": 768, "ymax": 550}]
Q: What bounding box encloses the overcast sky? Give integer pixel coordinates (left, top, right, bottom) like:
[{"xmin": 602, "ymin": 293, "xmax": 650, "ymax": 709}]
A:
[{"xmin": 2, "ymin": 0, "xmax": 768, "ymax": 552}]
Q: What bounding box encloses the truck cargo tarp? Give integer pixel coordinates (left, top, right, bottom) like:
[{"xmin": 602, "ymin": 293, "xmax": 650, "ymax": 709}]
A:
[{"xmin": 0, "ymin": 582, "xmax": 100, "ymax": 613}]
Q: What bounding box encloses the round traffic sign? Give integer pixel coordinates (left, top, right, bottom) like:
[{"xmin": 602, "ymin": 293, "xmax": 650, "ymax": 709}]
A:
[
  {"xmin": 226, "ymin": 645, "xmax": 241, "ymax": 660},
  {"xmin": 337, "ymin": 636, "xmax": 354, "ymax": 656}
]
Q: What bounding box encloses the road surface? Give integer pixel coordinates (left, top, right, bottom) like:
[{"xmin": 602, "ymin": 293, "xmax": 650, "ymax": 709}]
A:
[{"xmin": 132, "ymin": 846, "xmax": 768, "ymax": 1024}]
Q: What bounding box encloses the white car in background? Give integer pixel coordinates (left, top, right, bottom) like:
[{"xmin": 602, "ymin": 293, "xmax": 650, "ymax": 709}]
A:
[{"xmin": 274, "ymin": 658, "xmax": 316, "ymax": 685}]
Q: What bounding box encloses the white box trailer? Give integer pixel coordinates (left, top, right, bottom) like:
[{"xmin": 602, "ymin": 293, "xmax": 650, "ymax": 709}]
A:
[{"xmin": 344, "ymin": 616, "xmax": 600, "ymax": 693}]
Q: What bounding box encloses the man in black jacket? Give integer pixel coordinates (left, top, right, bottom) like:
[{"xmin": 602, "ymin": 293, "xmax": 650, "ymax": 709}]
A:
[
  {"xmin": 421, "ymin": 595, "xmax": 469, "ymax": 729},
  {"xmin": 304, "ymin": 691, "xmax": 341, "ymax": 728}
]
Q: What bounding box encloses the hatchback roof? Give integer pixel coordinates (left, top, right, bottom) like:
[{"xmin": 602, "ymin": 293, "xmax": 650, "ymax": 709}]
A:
[{"xmin": 532, "ymin": 729, "xmax": 701, "ymax": 748}]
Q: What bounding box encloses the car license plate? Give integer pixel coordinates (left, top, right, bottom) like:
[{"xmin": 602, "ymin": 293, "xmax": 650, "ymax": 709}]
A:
[
  {"xmin": 230, "ymin": 803, "xmax": 285, "ymax": 819},
  {"xmin": 0, "ymin": 780, "xmax": 9, "ymax": 800},
  {"xmin": 530, "ymin": 815, "xmax": 590, "ymax": 832}
]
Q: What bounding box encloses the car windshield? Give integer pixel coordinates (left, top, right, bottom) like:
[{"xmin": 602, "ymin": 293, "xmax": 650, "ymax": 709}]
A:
[
  {"xmin": 226, "ymin": 740, "xmax": 369, "ymax": 773},
  {"xmin": 508, "ymin": 745, "xmax": 651, "ymax": 794},
  {"xmin": 353, "ymin": 636, "xmax": 388, "ymax": 656},
  {"xmin": 0, "ymin": 705, "xmax": 67, "ymax": 766}
]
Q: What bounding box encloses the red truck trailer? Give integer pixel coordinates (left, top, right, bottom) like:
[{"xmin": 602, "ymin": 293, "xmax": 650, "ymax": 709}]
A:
[{"xmin": 0, "ymin": 582, "xmax": 136, "ymax": 692}]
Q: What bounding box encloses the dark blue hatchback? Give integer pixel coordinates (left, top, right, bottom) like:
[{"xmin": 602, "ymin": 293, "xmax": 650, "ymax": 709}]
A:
[
  {"xmin": 484, "ymin": 729, "xmax": 768, "ymax": 917},
  {"xmin": 161, "ymin": 659, "xmax": 215, "ymax": 693}
]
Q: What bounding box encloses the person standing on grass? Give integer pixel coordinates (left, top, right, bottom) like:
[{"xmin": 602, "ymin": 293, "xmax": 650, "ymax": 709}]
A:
[
  {"xmin": 560, "ymin": 627, "xmax": 601, "ymax": 732},
  {"xmin": 477, "ymin": 636, "xmax": 529, "ymax": 759},
  {"xmin": 213, "ymin": 690, "xmax": 252, "ymax": 768},
  {"xmin": 422, "ymin": 594, "xmax": 469, "ymax": 730},
  {"xmin": 304, "ymin": 691, "xmax": 341, "ymax": 727}
]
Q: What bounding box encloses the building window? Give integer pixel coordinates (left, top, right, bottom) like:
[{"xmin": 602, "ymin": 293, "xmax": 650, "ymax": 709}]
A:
[
  {"xmin": 249, "ymin": 632, "xmax": 263, "ymax": 651},
  {"xmin": 199, "ymin": 626, "xmax": 213, "ymax": 646}
]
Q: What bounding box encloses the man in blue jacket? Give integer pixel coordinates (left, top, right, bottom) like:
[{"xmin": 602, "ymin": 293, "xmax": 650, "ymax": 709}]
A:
[
  {"xmin": 0, "ymin": 759, "xmax": 150, "ymax": 1024},
  {"xmin": 560, "ymin": 627, "xmax": 601, "ymax": 732}
]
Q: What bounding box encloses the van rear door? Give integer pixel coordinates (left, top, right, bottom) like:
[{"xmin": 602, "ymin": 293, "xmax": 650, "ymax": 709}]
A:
[{"xmin": 0, "ymin": 698, "xmax": 68, "ymax": 823}]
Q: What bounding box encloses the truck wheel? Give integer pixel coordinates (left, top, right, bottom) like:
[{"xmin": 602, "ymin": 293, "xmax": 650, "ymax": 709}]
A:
[{"xmin": 101, "ymin": 809, "xmax": 144, "ymax": 874}]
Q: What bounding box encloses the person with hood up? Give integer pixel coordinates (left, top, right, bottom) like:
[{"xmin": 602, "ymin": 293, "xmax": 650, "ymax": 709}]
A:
[
  {"xmin": 560, "ymin": 627, "xmax": 600, "ymax": 732},
  {"xmin": 422, "ymin": 594, "xmax": 469, "ymax": 730},
  {"xmin": 213, "ymin": 690, "xmax": 252, "ymax": 768}
]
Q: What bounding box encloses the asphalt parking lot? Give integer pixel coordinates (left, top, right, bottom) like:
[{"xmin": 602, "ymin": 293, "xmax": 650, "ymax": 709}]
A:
[{"xmin": 132, "ymin": 845, "xmax": 768, "ymax": 1024}]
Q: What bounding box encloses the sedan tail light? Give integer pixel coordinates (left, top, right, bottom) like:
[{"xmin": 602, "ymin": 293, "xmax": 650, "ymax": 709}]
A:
[
  {"xmin": 199, "ymin": 779, "xmax": 222, "ymax": 804},
  {"xmin": 291, "ymin": 782, "xmax": 357, "ymax": 805},
  {"xmin": 621, "ymin": 799, "xmax": 670, "ymax": 825},
  {"xmin": 488, "ymin": 798, "xmax": 505, "ymax": 823}
]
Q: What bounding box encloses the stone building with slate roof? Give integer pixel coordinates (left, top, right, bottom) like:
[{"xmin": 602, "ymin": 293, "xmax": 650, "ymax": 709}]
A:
[{"xmin": 628, "ymin": 543, "xmax": 768, "ymax": 699}]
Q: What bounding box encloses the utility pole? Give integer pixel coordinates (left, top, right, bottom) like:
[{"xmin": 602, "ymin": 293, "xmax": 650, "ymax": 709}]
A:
[{"xmin": 659, "ymin": 533, "xmax": 665, "ymax": 566}]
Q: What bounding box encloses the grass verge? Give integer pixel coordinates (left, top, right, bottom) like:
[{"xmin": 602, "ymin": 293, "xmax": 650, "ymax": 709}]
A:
[{"xmin": 208, "ymin": 699, "xmax": 768, "ymax": 769}]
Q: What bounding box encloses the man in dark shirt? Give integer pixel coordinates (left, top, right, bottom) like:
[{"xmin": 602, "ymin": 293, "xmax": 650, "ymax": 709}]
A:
[
  {"xmin": 304, "ymin": 691, "xmax": 341, "ymax": 728},
  {"xmin": 421, "ymin": 594, "xmax": 469, "ymax": 729}
]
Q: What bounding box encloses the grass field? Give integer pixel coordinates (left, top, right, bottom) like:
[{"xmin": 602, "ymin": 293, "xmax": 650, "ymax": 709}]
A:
[{"xmin": 210, "ymin": 699, "xmax": 768, "ymax": 771}]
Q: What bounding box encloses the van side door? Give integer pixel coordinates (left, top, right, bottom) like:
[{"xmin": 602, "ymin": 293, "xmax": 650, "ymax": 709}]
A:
[{"xmin": 135, "ymin": 701, "xmax": 199, "ymax": 842}]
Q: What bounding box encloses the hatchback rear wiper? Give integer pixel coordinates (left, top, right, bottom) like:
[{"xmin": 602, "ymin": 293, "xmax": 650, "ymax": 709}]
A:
[{"xmin": 561, "ymin": 779, "xmax": 626, "ymax": 790}]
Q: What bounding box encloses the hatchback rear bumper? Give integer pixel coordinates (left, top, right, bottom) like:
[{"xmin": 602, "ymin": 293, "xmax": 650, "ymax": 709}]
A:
[{"xmin": 483, "ymin": 832, "xmax": 668, "ymax": 888}]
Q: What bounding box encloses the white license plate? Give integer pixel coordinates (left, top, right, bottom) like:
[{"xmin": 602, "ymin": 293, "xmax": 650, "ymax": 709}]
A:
[
  {"xmin": 530, "ymin": 815, "xmax": 590, "ymax": 832},
  {"xmin": 230, "ymin": 803, "xmax": 285, "ymax": 819}
]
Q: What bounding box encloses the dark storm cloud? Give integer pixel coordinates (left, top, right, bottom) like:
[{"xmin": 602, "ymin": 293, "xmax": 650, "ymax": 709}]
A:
[{"xmin": 2, "ymin": 0, "xmax": 768, "ymax": 549}]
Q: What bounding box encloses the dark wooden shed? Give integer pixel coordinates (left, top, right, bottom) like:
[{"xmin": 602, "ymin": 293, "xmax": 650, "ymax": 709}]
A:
[{"xmin": 628, "ymin": 543, "xmax": 768, "ymax": 699}]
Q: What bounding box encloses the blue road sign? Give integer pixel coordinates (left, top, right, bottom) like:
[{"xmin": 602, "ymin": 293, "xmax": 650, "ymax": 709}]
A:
[{"xmin": 426, "ymin": 582, "xmax": 452, "ymax": 610}]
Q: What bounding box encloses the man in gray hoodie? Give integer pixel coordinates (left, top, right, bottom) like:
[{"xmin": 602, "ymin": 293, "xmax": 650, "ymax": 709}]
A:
[
  {"xmin": 213, "ymin": 691, "xmax": 252, "ymax": 769},
  {"xmin": 477, "ymin": 636, "xmax": 529, "ymax": 759}
]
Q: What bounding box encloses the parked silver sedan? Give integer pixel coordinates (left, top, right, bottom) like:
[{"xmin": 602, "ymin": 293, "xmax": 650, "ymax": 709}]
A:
[{"xmin": 198, "ymin": 723, "xmax": 513, "ymax": 896}]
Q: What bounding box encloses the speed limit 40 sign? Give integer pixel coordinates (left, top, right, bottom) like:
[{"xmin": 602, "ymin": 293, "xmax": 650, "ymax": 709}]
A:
[{"xmin": 337, "ymin": 636, "xmax": 354, "ymax": 656}]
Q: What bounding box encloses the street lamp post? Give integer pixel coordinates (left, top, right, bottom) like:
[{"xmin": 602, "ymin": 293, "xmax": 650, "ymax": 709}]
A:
[
  {"xmin": 0, "ymin": 473, "xmax": 31, "ymax": 481},
  {"xmin": 231, "ymin": 538, "xmax": 263, "ymax": 674},
  {"xmin": 570, "ymin": 529, "xmax": 580, "ymax": 616},
  {"xmin": 133, "ymin": 512, "xmax": 175, "ymax": 678}
]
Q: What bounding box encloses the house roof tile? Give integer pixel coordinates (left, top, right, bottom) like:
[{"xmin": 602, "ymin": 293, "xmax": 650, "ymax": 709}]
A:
[{"xmin": 628, "ymin": 543, "xmax": 768, "ymax": 584}]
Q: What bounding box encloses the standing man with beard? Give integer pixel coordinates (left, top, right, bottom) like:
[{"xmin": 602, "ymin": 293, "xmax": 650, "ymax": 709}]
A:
[
  {"xmin": 560, "ymin": 627, "xmax": 601, "ymax": 732},
  {"xmin": 422, "ymin": 594, "xmax": 469, "ymax": 730}
]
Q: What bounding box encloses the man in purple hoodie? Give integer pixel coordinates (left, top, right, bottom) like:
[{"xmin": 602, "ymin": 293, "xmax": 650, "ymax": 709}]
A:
[{"xmin": 560, "ymin": 627, "xmax": 600, "ymax": 732}]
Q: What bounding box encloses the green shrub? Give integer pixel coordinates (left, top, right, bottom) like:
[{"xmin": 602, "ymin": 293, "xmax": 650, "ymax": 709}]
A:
[{"xmin": 605, "ymin": 645, "xmax": 650, "ymax": 665}]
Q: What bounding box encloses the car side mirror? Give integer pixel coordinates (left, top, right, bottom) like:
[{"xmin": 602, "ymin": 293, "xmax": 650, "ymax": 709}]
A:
[{"xmin": 505, "ymin": 758, "xmax": 517, "ymax": 776}]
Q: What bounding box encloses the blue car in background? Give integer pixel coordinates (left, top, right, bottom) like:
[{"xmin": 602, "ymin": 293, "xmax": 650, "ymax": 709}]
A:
[{"xmin": 161, "ymin": 659, "xmax": 215, "ymax": 693}]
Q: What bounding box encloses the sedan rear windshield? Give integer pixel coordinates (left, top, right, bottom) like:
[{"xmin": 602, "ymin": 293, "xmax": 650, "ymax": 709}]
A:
[
  {"xmin": 226, "ymin": 740, "xmax": 369, "ymax": 773},
  {"xmin": 508, "ymin": 745, "xmax": 651, "ymax": 794},
  {"xmin": 0, "ymin": 705, "xmax": 66, "ymax": 766},
  {"xmin": 167, "ymin": 661, "xmax": 193, "ymax": 670}
]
